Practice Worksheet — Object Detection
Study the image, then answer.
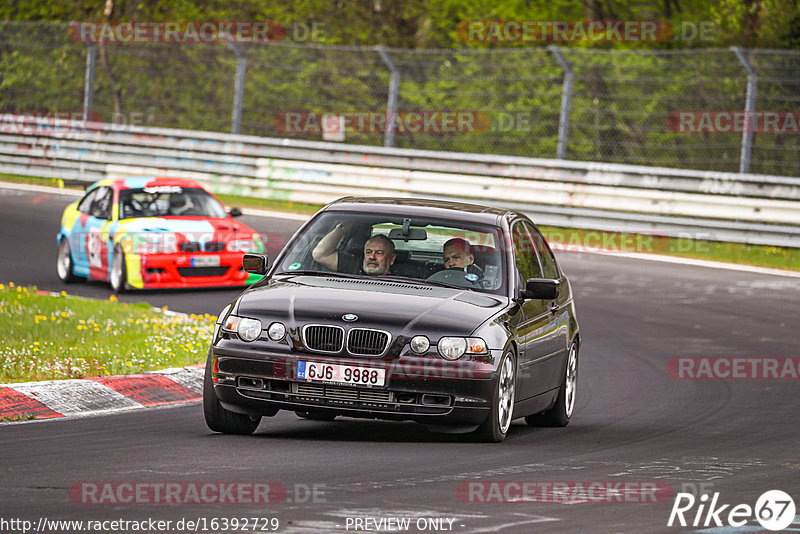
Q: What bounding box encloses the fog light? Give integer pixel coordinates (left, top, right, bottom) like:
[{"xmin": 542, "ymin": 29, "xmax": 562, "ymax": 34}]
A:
[{"xmin": 410, "ymin": 335, "xmax": 430, "ymax": 354}]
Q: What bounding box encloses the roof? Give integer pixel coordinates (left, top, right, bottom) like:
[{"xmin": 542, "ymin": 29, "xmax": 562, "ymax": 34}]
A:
[
  {"xmin": 89, "ymin": 176, "xmax": 205, "ymax": 190},
  {"xmin": 324, "ymin": 197, "xmax": 516, "ymax": 226}
]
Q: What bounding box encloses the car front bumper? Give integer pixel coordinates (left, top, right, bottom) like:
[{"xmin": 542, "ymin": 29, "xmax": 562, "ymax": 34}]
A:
[{"xmin": 209, "ymin": 345, "xmax": 499, "ymax": 426}]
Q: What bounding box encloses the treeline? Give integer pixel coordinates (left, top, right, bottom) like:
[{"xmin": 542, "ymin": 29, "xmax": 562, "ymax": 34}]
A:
[{"xmin": 2, "ymin": 0, "xmax": 800, "ymax": 50}]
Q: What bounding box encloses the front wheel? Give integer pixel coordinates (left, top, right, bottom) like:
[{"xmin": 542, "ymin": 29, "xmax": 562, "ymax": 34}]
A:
[
  {"xmin": 109, "ymin": 246, "xmax": 128, "ymax": 293},
  {"xmin": 203, "ymin": 355, "xmax": 262, "ymax": 435},
  {"xmin": 56, "ymin": 238, "xmax": 77, "ymax": 282},
  {"xmin": 473, "ymin": 350, "xmax": 516, "ymax": 442},
  {"xmin": 526, "ymin": 341, "xmax": 578, "ymax": 427}
]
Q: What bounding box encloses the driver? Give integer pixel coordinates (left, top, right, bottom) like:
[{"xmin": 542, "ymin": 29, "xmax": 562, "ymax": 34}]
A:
[
  {"xmin": 442, "ymin": 238, "xmax": 475, "ymax": 269},
  {"xmin": 312, "ymin": 222, "xmax": 396, "ymax": 276}
]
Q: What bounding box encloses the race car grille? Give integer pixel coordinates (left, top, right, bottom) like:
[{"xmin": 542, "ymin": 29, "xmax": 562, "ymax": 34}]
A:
[
  {"xmin": 178, "ymin": 242, "xmax": 201, "ymax": 252},
  {"xmin": 347, "ymin": 328, "xmax": 390, "ymax": 356},
  {"xmin": 291, "ymin": 383, "xmax": 394, "ymax": 403},
  {"xmin": 178, "ymin": 241, "xmax": 226, "ymax": 252},
  {"xmin": 303, "ymin": 325, "xmax": 345, "ymax": 353},
  {"xmin": 204, "ymin": 241, "xmax": 225, "ymax": 252},
  {"xmin": 177, "ymin": 266, "xmax": 229, "ymax": 277}
]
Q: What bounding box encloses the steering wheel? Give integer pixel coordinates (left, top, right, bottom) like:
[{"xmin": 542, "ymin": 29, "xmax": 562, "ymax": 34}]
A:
[{"xmin": 427, "ymin": 265, "xmax": 484, "ymax": 287}]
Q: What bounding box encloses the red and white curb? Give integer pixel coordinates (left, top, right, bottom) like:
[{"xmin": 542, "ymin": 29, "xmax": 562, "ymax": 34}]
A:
[{"xmin": 0, "ymin": 365, "xmax": 205, "ymax": 421}]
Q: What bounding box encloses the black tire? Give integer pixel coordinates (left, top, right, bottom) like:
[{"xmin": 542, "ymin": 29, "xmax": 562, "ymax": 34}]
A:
[
  {"xmin": 109, "ymin": 246, "xmax": 128, "ymax": 294},
  {"xmin": 203, "ymin": 354, "xmax": 261, "ymax": 435},
  {"xmin": 56, "ymin": 238, "xmax": 78, "ymax": 283},
  {"xmin": 295, "ymin": 411, "xmax": 337, "ymax": 421},
  {"xmin": 473, "ymin": 349, "xmax": 516, "ymax": 442},
  {"xmin": 526, "ymin": 341, "xmax": 578, "ymax": 427}
]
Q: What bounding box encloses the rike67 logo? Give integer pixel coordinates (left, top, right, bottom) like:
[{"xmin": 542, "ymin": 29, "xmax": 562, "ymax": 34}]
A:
[{"xmin": 668, "ymin": 490, "xmax": 796, "ymax": 531}]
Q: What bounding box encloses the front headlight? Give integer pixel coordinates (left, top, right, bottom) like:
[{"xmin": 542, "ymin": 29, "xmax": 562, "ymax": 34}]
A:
[
  {"xmin": 267, "ymin": 322, "xmax": 286, "ymax": 341},
  {"xmin": 228, "ymin": 239, "xmax": 259, "ymax": 252},
  {"xmin": 438, "ymin": 337, "xmax": 467, "ymax": 360},
  {"xmin": 222, "ymin": 315, "xmax": 262, "ymax": 342},
  {"xmin": 410, "ymin": 335, "xmax": 430, "ymax": 354},
  {"xmin": 437, "ymin": 337, "xmax": 487, "ymax": 360}
]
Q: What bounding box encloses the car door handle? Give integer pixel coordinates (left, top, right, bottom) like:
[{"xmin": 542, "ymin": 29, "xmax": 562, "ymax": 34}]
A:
[{"xmin": 550, "ymin": 302, "xmax": 559, "ymax": 315}]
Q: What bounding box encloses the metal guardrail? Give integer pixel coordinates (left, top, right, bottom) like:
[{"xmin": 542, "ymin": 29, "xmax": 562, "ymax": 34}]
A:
[{"xmin": 2, "ymin": 116, "xmax": 800, "ymax": 247}]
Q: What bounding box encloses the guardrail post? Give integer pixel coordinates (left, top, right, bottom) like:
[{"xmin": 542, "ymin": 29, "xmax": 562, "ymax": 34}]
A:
[
  {"xmin": 227, "ymin": 41, "xmax": 247, "ymax": 135},
  {"xmin": 548, "ymin": 46, "xmax": 573, "ymax": 160},
  {"xmin": 375, "ymin": 46, "xmax": 400, "ymax": 148},
  {"xmin": 83, "ymin": 43, "xmax": 96, "ymax": 122},
  {"xmin": 731, "ymin": 46, "xmax": 757, "ymax": 174}
]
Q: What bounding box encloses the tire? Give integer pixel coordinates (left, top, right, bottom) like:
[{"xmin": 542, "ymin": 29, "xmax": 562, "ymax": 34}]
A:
[
  {"xmin": 203, "ymin": 354, "xmax": 262, "ymax": 435},
  {"xmin": 295, "ymin": 411, "xmax": 337, "ymax": 421},
  {"xmin": 526, "ymin": 341, "xmax": 578, "ymax": 427},
  {"xmin": 56, "ymin": 238, "xmax": 78, "ymax": 283},
  {"xmin": 109, "ymin": 246, "xmax": 128, "ymax": 293},
  {"xmin": 473, "ymin": 349, "xmax": 516, "ymax": 442}
]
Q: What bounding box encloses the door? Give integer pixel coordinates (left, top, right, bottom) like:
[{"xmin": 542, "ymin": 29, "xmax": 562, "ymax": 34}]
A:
[{"xmin": 511, "ymin": 220, "xmax": 564, "ymax": 400}]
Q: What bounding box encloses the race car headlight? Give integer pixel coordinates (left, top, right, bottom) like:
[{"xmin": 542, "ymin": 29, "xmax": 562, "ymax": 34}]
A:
[
  {"xmin": 222, "ymin": 315, "xmax": 262, "ymax": 342},
  {"xmin": 267, "ymin": 322, "xmax": 286, "ymax": 341},
  {"xmin": 437, "ymin": 337, "xmax": 487, "ymax": 360},
  {"xmin": 410, "ymin": 335, "xmax": 430, "ymax": 354},
  {"xmin": 228, "ymin": 239, "xmax": 258, "ymax": 252}
]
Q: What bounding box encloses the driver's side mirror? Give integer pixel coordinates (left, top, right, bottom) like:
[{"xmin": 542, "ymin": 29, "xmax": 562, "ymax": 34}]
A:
[
  {"xmin": 242, "ymin": 253, "xmax": 269, "ymax": 275},
  {"xmin": 229, "ymin": 207, "xmax": 243, "ymax": 218},
  {"xmin": 521, "ymin": 278, "xmax": 559, "ymax": 300}
]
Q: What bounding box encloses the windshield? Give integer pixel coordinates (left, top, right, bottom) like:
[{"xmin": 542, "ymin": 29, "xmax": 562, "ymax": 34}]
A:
[
  {"xmin": 276, "ymin": 211, "xmax": 507, "ymax": 295},
  {"xmin": 119, "ymin": 187, "xmax": 227, "ymax": 219}
]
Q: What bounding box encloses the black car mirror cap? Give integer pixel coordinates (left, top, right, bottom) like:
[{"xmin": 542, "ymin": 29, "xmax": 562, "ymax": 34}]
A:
[
  {"xmin": 521, "ymin": 278, "xmax": 560, "ymax": 300},
  {"xmin": 242, "ymin": 253, "xmax": 270, "ymax": 275},
  {"xmin": 229, "ymin": 207, "xmax": 243, "ymax": 218}
]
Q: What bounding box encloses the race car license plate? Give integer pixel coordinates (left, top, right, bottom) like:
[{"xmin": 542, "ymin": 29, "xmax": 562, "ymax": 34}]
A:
[
  {"xmin": 191, "ymin": 255, "xmax": 220, "ymax": 267},
  {"xmin": 297, "ymin": 361, "xmax": 385, "ymax": 387}
]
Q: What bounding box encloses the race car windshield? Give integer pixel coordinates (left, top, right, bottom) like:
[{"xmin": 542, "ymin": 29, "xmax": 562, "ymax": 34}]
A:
[
  {"xmin": 276, "ymin": 212, "xmax": 507, "ymax": 296},
  {"xmin": 119, "ymin": 187, "xmax": 227, "ymax": 219}
]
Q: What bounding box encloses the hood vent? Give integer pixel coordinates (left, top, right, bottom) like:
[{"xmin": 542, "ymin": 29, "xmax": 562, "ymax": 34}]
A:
[{"xmin": 325, "ymin": 278, "xmax": 433, "ymax": 291}]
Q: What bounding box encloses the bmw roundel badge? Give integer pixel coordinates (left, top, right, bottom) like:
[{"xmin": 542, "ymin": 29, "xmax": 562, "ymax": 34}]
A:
[{"xmin": 342, "ymin": 313, "xmax": 358, "ymax": 322}]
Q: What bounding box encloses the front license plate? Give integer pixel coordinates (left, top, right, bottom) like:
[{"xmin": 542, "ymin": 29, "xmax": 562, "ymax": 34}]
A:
[
  {"xmin": 191, "ymin": 255, "xmax": 220, "ymax": 267},
  {"xmin": 297, "ymin": 361, "xmax": 385, "ymax": 387}
]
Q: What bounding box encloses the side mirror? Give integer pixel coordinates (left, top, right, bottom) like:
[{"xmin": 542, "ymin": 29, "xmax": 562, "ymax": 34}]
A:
[
  {"xmin": 229, "ymin": 207, "xmax": 243, "ymax": 218},
  {"xmin": 522, "ymin": 278, "xmax": 559, "ymax": 300},
  {"xmin": 242, "ymin": 253, "xmax": 269, "ymax": 275}
]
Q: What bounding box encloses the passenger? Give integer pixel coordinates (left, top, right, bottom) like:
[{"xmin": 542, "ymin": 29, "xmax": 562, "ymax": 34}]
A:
[
  {"xmin": 312, "ymin": 222, "xmax": 396, "ymax": 275},
  {"xmin": 442, "ymin": 238, "xmax": 475, "ymax": 269}
]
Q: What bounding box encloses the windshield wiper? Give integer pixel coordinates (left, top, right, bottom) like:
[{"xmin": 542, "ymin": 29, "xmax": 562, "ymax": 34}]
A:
[{"xmin": 274, "ymin": 270, "xmax": 363, "ymax": 279}]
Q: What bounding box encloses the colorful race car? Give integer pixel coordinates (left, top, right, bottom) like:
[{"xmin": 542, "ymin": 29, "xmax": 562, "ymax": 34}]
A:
[{"xmin": 56, "ymin": 177, "xmax": 264, "ymax": 292}]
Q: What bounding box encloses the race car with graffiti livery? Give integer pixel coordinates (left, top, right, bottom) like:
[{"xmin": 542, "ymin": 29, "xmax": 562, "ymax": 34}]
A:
[{"xmin": 56, "ymin": 177, "xmax": 264, "ymax": 292}]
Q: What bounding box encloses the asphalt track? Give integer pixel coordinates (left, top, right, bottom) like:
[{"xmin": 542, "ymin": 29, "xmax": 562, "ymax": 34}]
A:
[{"xmin": 1, "ymin": 185, "xmax": 800, "ymax": 533}]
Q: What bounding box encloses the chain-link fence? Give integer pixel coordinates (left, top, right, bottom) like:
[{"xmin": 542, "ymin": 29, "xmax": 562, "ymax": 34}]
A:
[{"xmin": 2, "ymin": 21, "xmax": 799, "ymax": 176}]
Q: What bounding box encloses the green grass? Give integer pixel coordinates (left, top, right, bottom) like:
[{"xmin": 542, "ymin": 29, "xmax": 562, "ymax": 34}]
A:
[
  {"xmin": 1, "ymin": 174, "xmax": 799, "ymax": 271},
  {"xmin": 0, "ymin": 283, "xmax": 215, "ymax": 383}
]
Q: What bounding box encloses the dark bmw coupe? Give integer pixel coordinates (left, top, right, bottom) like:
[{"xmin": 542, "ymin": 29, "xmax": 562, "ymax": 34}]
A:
[{"xmin": 204, "ymin": 198, "xmax": 580, "ymax": 442}]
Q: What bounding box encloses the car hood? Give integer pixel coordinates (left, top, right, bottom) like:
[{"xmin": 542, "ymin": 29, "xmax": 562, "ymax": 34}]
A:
[{"xmin": 235, "ymin": 274, "xmax": 509, "ymax": 339}]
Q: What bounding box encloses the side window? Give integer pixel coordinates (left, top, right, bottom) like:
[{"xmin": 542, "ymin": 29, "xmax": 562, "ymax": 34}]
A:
[
  {"xmin": 90, "ymin": 187, "xmax": 112, "ymax": 220},
  {"xmin": 77, "ymin": 188, "xmax": 98, "ymax": 214},
  {"xmin": 511, "ymin": 221, "xmax": 543, "ymax": 281},
  {"xmin": 527, "ymin": 224, "xmax": 559, "ymax": 280}
]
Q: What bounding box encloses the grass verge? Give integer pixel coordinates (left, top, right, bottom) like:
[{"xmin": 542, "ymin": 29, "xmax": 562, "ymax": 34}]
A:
[
  {"xmin": 1, "ymin": 174, "xmax": 798, "ymax": 271},
  {"xmin": 0, "ymin": 283, "xmax": 215, "ymax": 383}
]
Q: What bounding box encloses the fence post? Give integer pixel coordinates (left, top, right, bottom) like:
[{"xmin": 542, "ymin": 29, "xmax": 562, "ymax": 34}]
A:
[
  {"xmin": 375, "ymin": 46, "xmax": 400, "ymax": 148},
  {"xmin": 83, "ymin": 44, "xmax": 96, "ymax": 122},
  {"xmin": 548, "ymin": 46, "xmax": 574, "ymax": 160},
  {"xmin": 731, "ymin": 46, "xmax": 757, "ymax": 174},
  {"xmin": 227, "ymin": 41, "xmax": 247, "ymax": 135}
]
